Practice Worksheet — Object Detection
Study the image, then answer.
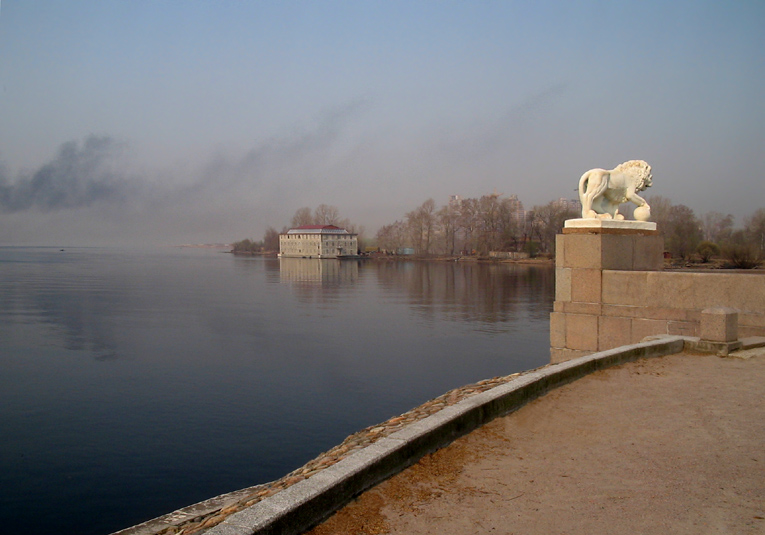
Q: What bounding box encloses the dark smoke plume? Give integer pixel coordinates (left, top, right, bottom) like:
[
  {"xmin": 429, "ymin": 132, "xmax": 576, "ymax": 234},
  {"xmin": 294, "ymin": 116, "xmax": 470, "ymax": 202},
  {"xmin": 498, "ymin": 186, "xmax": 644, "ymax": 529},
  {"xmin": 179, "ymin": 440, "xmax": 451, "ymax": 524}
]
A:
[{"xmin": 0, "ymin": 135, "xmax": 136, "ymax": 213}]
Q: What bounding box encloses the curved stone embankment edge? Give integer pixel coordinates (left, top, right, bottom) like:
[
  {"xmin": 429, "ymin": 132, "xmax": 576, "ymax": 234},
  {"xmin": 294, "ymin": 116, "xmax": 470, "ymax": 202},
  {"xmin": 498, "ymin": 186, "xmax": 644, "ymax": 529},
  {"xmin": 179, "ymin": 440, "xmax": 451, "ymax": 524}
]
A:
[
  {"xmin": 112, "ymin": 374, "xmax": 527, "ymax": 535},
  {"xmin": 187, "ymin": 336, "xmax": 684, "ymax": 535}
]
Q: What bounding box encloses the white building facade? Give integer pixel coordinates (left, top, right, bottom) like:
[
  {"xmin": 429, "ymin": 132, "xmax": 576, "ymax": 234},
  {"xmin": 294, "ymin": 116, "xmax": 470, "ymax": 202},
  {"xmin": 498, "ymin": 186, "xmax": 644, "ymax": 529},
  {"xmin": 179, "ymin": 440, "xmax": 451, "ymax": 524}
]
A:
[{"xmin": 279, "ymin": 225, "xmax": 358, "ymax": 258}]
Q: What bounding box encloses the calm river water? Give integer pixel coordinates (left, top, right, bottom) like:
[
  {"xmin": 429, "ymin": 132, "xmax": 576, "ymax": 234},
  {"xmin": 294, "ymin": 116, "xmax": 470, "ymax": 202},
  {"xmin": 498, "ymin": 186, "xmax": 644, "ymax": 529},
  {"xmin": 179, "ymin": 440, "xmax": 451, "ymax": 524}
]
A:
[{"xmin": 0, "ymin": 246, "xmax": 554, "ymax": 535}]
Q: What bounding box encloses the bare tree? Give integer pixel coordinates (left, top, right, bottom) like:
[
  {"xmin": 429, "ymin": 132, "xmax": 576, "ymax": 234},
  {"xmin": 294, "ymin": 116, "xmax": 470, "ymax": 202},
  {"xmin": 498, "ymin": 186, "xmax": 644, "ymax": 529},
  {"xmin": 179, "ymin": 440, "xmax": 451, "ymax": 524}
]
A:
[
  {"xmin": 665, "ymin": 204, "xmax": 702, "ymax": 260},
  {"xmin": 473, "ymin": 194, "xmax": 521, "ymax": 254},
  {"xmin": 744, "ymin": 208, "xmax": 765, "ymax": 253},
  {"xmin": 376, "ymin": 220, "xmax": 407, "ymax": 252},
  {"xmin": 419, "ymin": 198, "xmax": 436, "ymax": 254},
  {"xmin": 437, "ymin": 205, "xmax": 457, "ymax": 255},
  {"xmin": 499, "ymin": 197, "xmax": 522, "ymax": 251},
  {"xmin": 722, "ymin": 226, "xmax": 762, "ymax": 268},
  {"xmin": 263, "ymin": 226, "xmax": 280, "ymax": 251},
  {"xmin": 531, "ymin": 201, "xmax": 578, "ymax": 254},
  {"xmin": 476, "ymin": 194, "xmax": 502, "ymax": 254},
  {"xmin": 701, "ymin": 211, "xmax": 734, "ymax": 243},
  {"xmin": 646, "ymin": 195, "xmax": 673, "ymax": 230},
  {"xmin": 456, "ymin": 197, "xmax": 479, "ymax": 254},
  {"xmin": 314, "ymin": 204, "xmax": 340, "ymax": 225},
  {"xmin": 406, "ymin": 198, "xmax": 437, "ymax": 254},
  {"xmin": 290, "ymin": 207, "xmax": 313, "ymax": 227}
]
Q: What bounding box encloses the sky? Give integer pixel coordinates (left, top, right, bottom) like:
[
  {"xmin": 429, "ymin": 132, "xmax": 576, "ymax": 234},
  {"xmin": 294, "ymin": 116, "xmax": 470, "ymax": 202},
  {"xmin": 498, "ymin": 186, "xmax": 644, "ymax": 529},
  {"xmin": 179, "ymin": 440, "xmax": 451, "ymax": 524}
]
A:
[{"xmin": 0, "ymin": 1, "xmax": 763, "ymax": 246}]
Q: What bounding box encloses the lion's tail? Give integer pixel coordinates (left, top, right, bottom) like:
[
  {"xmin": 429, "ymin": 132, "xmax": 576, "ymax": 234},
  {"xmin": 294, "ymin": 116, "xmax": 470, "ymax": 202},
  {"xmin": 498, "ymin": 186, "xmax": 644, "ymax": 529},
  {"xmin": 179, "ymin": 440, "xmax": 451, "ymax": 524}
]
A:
[
  {"xmin": 579, "ymin": 170, "xmax": 608, "ymax": 217},
  {"xmin": 578, "ymin": 171, "xmax": 591, "ymax": 198}
]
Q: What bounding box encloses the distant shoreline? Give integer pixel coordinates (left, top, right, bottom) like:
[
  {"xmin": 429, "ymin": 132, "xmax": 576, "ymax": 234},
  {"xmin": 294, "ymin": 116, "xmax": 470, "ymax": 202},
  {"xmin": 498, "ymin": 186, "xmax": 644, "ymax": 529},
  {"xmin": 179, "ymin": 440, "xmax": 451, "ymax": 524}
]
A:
[
  {"xmin": 175, "ymin": 243, "xmax": 232, "ymax": 250},
  {"xmin": 226, "ymin": 250, "xmax": 555, "ymax": 264},
  {"xmin": 222, "ymin": 251, "xmax": 764, "ymax": 271}
]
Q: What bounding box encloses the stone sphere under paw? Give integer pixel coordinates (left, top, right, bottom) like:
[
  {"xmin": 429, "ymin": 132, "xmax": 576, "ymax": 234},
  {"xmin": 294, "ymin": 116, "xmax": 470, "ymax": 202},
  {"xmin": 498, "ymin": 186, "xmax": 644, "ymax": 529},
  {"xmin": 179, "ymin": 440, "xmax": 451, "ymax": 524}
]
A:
[{"xmin": 634, "ymin": 205, "xmax": 651, "ymax": 221}]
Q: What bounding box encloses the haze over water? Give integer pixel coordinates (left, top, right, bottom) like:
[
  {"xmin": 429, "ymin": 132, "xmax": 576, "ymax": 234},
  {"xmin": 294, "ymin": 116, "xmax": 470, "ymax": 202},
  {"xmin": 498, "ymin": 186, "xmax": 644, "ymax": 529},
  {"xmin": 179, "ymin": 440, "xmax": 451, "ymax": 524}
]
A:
[
  {"xmin": 0, "ymin": 247, "xmax": 553, "ymax": 535},
  {"xmin": 1, "ymin": 3, "xmax": 763, "ymax": 246}
]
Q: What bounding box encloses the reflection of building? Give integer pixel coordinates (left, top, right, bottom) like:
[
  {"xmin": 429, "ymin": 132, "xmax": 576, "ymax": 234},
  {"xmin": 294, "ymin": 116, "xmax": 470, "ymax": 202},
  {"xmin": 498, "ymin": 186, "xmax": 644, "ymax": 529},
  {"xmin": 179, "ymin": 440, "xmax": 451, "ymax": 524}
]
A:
[
  {"xmin": 279, "ymin": 225, "xmax": 358, "ymax": 258},
  {"xmin": 278, "ymin": 257, "xmax": 358, "ymax": 284}
]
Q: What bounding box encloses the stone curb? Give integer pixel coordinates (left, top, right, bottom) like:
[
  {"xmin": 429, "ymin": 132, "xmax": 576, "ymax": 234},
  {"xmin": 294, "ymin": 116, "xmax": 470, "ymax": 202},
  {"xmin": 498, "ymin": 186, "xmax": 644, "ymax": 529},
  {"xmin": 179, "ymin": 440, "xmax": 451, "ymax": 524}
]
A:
[
  {"xmin": 203, "ymin": 336, "xmax": 686, "ymax": 535},
  {"xmin": 112, "ymin": 375, "xmax": 525, "ymax": 535}
]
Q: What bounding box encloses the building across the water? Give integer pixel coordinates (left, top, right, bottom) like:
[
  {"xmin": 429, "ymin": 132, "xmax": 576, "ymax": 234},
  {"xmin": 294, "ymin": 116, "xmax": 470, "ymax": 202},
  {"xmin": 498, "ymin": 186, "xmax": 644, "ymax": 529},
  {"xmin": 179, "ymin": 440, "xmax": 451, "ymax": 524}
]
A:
[{"xmin": 278, "ymin": 225, "xmax": 358, "ymax": 258}]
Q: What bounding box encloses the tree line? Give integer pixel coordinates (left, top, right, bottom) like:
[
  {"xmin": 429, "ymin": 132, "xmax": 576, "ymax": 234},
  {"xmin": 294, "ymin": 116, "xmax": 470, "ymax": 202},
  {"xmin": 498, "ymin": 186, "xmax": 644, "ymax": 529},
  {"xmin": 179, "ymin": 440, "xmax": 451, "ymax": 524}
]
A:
[
  {"xmin": 373, "ymin": 194, "xmax": 764, "ymax": 267},
  {"xmin": 647, "ymin": 196, "xmax": 764, "ymax": 267},
  {"xmin": 232, "ymin": 197, "xmax": 764, "ymax": 268},
  {"xmin": 375, "ymin": 195, "xmax": 578, "ymax": 256}
]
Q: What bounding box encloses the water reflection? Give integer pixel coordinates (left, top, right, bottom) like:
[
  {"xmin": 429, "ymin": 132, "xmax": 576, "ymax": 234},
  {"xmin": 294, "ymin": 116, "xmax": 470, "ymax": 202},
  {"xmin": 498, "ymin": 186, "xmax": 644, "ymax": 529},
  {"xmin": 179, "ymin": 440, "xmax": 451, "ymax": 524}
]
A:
[
  {"xmin": 274, "ymin": 258, "xmax": 360, "ymax": 306},
  {"xmin": 370, "ymin": 260, "xmax": 554, "ymax": 325},
  {"xmin": 274, "ymin": 257, "xmax": 555, "ymax": 327},
  {"xmin": 278, "ymin": 257, "xmax": 359, "ymax": 284},
  {"xmin": 2, "ymin": 251, "xmax": 554, "ymax": 365},
  {"xmin": 0, "ymin": 247, "xmax": 123, "ymax": 361}
]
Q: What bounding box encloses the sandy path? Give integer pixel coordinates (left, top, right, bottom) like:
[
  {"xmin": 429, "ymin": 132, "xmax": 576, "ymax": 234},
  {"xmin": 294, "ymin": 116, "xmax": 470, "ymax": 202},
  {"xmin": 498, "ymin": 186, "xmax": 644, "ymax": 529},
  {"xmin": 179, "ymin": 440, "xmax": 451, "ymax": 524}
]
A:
[{"xmin": 306, "ymin": 352, "xmax": 765, "ymax": 534}]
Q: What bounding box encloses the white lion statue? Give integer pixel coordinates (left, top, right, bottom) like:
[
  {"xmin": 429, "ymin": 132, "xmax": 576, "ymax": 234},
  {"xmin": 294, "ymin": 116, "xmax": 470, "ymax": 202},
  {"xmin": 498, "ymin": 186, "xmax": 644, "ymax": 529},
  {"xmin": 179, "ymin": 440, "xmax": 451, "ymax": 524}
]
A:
[{"xmin": 578, "ymin": 160, "xmax": 653, "ymax": 221}]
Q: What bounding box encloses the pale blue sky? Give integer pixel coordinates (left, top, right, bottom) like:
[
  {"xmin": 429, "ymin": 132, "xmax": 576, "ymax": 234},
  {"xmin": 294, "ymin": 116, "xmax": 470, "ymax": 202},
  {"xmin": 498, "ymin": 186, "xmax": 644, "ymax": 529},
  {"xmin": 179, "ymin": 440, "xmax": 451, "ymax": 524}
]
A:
[{"xmin": 0, "ymin": 1, "xmax": 763, "ymax": 245}]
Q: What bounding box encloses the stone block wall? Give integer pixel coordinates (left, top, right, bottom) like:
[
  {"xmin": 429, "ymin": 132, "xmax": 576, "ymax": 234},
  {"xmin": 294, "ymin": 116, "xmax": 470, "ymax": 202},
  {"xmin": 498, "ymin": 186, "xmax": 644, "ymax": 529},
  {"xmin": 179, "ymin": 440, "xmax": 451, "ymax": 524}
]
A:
[{"xmin": 551, "ymin": 229, "xmax": 765, "ymax": 363}]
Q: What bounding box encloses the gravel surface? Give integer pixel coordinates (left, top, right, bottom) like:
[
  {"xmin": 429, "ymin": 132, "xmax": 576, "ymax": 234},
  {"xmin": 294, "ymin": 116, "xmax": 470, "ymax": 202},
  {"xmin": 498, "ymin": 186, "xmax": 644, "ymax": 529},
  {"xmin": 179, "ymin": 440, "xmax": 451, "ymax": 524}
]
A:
[{"xmin": 306, "ymin": 351, "xmax": 765, "ymax": 535}]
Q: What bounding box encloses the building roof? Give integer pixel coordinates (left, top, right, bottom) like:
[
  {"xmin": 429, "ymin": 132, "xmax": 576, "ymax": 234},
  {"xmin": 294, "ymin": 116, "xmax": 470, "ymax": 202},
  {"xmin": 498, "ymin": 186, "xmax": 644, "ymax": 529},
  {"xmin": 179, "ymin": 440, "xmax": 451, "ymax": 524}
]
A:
[
  {"xmin": 293, "ymin": 225, "xmax": 342, "ymax": 230},
  {"xmin": 283, "ymin": 225, "xmax": 356, "ymax": 235}
]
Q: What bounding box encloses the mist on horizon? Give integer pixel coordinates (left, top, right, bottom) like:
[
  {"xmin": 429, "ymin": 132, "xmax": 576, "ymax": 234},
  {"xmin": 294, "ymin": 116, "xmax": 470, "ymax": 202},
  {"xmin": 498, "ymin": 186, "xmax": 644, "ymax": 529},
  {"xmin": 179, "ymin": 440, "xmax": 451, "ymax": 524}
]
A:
[{"xmin": 0, "ymin": 1, "xmax": 763, "ymax": 246}]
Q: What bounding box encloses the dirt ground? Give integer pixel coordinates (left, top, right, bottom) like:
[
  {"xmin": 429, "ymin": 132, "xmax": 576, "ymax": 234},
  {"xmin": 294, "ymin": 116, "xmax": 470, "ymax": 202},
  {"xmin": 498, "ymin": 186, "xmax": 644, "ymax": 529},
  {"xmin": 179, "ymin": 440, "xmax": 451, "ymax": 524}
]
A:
[{"xmin": 305, "ymin": 352, "xmax": 765, "ymax": 534}]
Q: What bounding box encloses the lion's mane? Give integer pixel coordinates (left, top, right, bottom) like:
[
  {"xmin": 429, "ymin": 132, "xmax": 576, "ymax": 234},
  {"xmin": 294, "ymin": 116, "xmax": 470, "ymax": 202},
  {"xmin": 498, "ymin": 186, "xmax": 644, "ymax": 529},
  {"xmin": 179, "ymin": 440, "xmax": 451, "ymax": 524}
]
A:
[{"xmin": 612, "ymin": 160, "xmax": 652, "ymax": 191}]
